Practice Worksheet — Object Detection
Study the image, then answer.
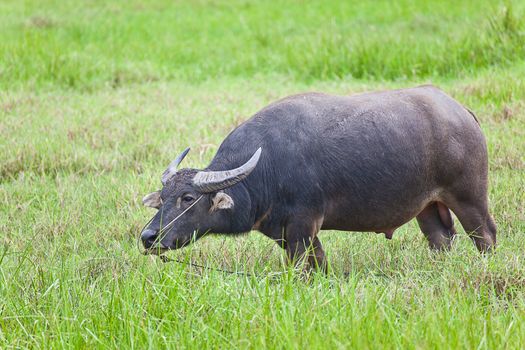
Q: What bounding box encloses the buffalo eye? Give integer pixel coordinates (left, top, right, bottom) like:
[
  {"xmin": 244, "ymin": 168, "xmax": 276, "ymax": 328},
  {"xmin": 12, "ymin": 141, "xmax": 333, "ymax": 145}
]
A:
[{"xmin": 181, "ymin": 194, "xmax": 195, "ymax": 203}]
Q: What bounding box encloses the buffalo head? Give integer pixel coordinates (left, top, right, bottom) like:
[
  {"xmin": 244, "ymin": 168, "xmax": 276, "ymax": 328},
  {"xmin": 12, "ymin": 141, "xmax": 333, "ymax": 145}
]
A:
[{"xmin": 140, "ymin": 147, "xmax": 261, "ymax": 254}]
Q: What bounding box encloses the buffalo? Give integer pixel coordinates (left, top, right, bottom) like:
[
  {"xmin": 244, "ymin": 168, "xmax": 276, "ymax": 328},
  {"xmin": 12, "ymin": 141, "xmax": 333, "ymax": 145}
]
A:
[{"xmin": 140, "ymin": 85, "xmax": 496, "ymax": 271}]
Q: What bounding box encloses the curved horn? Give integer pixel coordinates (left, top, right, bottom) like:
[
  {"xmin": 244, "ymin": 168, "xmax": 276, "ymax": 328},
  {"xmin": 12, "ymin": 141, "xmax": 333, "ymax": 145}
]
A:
[
  {"xmin": 192, "ymin": 147, "xmax": 262, "ymax": 193},
  {"xmin": 161, "ymin": 147, "xmax": 190, "ymax": 185}
]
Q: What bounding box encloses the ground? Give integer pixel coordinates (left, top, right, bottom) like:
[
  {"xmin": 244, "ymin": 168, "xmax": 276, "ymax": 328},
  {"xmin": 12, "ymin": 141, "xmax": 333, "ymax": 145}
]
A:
[{"xmin": 1, "ymin": 0, "xmax": 524, "ymax": 348}]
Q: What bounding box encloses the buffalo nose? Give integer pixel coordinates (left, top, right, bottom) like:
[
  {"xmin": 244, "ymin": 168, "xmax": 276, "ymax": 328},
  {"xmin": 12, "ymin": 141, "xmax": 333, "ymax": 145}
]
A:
[{"xmin": 141, "ymin": 229, "xmax": 159, "ymax": 249}]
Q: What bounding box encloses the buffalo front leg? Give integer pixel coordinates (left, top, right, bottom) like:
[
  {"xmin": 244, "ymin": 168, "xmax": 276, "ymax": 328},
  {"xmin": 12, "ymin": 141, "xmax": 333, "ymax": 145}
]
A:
[{"xmin": 285, "ymin": 219, "xmax": 327, "ymax": 272}]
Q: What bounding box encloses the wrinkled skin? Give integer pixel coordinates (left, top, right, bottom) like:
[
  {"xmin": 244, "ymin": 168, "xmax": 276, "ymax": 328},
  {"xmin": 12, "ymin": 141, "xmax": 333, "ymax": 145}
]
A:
[{"xmin": 141, "ymin": 85, "xmax": 497, "ymax": 271}]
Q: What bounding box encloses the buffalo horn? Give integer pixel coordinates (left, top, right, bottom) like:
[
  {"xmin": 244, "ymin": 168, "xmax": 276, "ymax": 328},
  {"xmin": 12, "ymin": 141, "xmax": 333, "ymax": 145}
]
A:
[
  {"xmin": 193, "ymin": 148, "xmax": 262, "ymax": 192},
  {"xmin": 161, "ymin": 147, "xmax": 190, "ymax": 185}
]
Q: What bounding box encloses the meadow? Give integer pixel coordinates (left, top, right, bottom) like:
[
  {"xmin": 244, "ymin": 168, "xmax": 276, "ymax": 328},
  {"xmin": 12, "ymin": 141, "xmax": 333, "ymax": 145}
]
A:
[{"xmin": 1, "ymin": 0, "xmax": 524, "ymax": 348}]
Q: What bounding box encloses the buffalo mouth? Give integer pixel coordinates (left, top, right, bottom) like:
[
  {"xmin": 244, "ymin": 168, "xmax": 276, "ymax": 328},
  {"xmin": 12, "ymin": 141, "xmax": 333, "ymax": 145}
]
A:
[
  {"xmin": 142, "ymin": 238, "xmax": 194, "ymax": 255},
  {"xmin": 142, "ymin": 244, "xmax": 169, "ymax": 256}
]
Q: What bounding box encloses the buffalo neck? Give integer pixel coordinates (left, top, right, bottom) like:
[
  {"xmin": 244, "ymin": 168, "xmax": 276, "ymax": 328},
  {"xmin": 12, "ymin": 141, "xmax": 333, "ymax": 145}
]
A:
[
  {"xmin": 223, "ymin": 181, "xmax": 256, "ymax": 233},
  {"xmin": 206, "ymin": 152, "xmax": 270, "ymax": 234}
]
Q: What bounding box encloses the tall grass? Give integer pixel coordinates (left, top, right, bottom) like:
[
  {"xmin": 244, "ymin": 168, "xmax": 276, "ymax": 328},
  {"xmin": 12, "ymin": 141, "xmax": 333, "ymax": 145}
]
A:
[{"xmin": 1, "ymin": 0, "xmax": 524, "ymax": 90}]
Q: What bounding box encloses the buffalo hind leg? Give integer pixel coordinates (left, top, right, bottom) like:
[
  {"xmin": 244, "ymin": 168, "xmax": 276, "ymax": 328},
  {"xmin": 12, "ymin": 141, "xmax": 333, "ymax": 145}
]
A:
[
  {"xmin": 448, "ymin": 201, "xmax": 496, "ymax": 252},
  {"xmin": 285, "ymin": 219, "xmax": 327, "ymax": 272},
  {"xmin": 416, "ymin": 202, "xmax": 456, "ymax": 250}
]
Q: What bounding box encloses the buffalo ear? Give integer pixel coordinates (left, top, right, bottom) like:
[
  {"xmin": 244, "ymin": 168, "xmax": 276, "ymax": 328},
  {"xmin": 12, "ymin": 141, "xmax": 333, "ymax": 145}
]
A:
[
  {"xmin": 143, "ymin": 191, "xmax": 162, "ymax": 209},
  {"xmin": 210, "ymin": 192, "xmax": 234, "ymax": 212}
]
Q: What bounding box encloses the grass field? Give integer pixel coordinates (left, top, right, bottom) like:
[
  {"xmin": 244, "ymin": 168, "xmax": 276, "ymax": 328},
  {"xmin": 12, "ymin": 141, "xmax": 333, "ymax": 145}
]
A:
[{"xmin": 1, "ymin": 0, "xmax": 525, "ymax": 348}]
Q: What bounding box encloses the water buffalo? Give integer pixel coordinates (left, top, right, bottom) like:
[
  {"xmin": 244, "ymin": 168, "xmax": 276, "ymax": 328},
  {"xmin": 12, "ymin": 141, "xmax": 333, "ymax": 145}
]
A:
[{"xmin": 140, "ymin": 85, "xmax": 496, "ymax": 270}]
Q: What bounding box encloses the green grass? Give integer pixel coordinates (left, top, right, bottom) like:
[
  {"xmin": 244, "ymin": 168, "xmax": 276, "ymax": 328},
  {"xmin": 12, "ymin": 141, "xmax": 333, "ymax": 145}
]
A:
[
  {"xmin": 1, "ymin": 0, "xmax": 525, "ymax": 348},
  {"xmin": 1, "ymin": 0, "xmax": 525, "ymax": 89}
]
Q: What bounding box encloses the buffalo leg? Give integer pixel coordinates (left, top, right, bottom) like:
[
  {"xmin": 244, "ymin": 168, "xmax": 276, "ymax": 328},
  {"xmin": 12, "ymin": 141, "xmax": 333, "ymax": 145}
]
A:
[
  {"xmin": 416, "ymin": 202, "xmax": 456, "ymax": 250},
  {"xmin": 448, "ymin": 201, "xmax": 496, "ymax": 252},
  {"xmin": 285, "ymin": 220, "xmax": 327, "ymax": 272},
  {"xmin": 310, "ymin": 236, "xmax": 327, "ymax": 271}
]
